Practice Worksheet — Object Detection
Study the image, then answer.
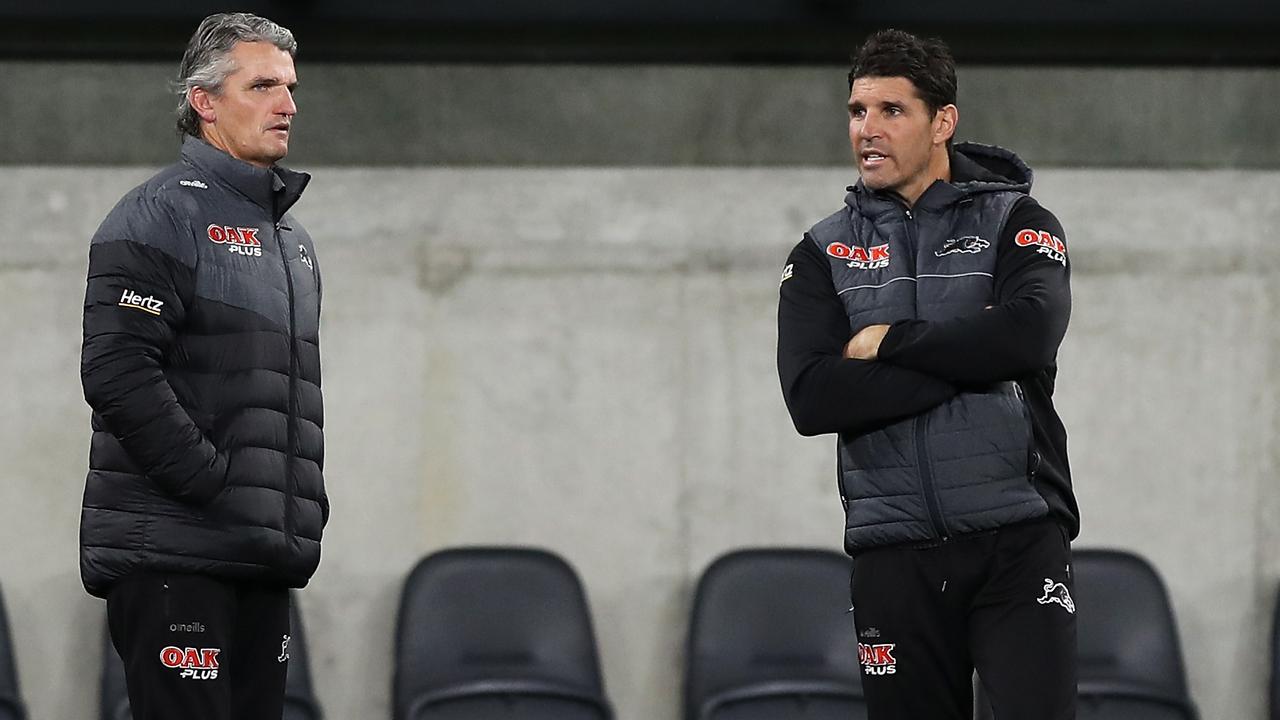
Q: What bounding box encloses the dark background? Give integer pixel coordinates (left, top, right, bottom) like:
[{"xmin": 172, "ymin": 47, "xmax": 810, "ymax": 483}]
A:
[{"xmin": 5, "ymin": 0, "xmax": 1280, "ymax": 64}]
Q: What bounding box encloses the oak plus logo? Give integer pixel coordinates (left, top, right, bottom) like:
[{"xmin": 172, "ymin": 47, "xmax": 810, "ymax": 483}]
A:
[
  {"xmin": 118, "ymin": 289, "xmax": 164, "ymax": 316},
  {"xmin": 858, "ymin": 642, "xmax": 897, "ymax": 676},
  {"xmin": 1014, "ymin": 229, "xmax": 1067, "ymax": 266},
  {"xmin": 826, "ymin": 242, "xmax": 891, "ymax": 270},
  {"xmin": 159, "ymin": 646, "xmax": 220, "ymax": 681},
  {"xmin": 208, "ymin": 224, "xmax": 263, "ymax": 258}
]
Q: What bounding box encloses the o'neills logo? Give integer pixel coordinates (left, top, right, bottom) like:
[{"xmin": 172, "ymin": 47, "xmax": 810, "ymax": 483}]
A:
[
  {"xmin": 160, "ymin": 646, "xmax": 220, "ymax": 680},
  {"xmin": 826, "ymin": 242, "xmax": 891, "ymax": 270},
  {"xmin": 1014, "ymin": 228, "xmax": 1067, "ymax": 266},
  {"xmin": 858, "ymin": 642, "xmax": 897, "ymax": 676},
  {"xmin": 208, "ymin": 224, "xmax": 262, "ymax": 258}
]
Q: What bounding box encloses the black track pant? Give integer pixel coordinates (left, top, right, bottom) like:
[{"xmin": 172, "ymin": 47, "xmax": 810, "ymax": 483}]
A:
[
  {"xmin": 106, "ymin": 572, "xmax": 291, "ymax": 720},
  {"xmin": 851, "ymin": 519, "xmax": 1077, "ymax": 720}
]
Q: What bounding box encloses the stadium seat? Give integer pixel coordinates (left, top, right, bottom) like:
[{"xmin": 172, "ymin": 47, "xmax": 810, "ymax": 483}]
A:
[
  {"xmin": 283, "ymin": 598, "xmax": 323, "ymax": 720},
  {"xmin": 0, "ymin": 583, "xmax": 26, "ymax": 720},
  {"xmin": 684, "ymin": 549, "xmax": 865, "ymax": 720},
  {"xmin": 100, "ymin": 592, "xmax": 323, "ymax": 720},
  {"xmin": 1271, "ymin": 581, "xmax": 1279, "ymax": 720},
  {"xmin": 975, "ymin": 548, "xmax": 1197, "ymax": 720},
  {"xmin": 393, "ymin": 547, "xmax": 612, "ymax": 720},
  {"xmin": 100, "ymin": 620, "xmax": 129, "ymax": 720}
]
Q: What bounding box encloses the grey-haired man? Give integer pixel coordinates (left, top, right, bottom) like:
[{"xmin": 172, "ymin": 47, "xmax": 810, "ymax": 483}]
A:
[{"xmin": 80, "ymin": 13, "xmax": 326, "ymax": 719}]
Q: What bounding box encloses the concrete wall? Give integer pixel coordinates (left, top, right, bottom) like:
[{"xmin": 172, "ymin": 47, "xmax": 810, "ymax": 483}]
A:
[
  {"xmin": 3, "ymin": 62, "xmax": 1280, "ymax": 167},
  {"xmin": 0, "ymin": 164, "xmax": 1277, "ymax": 720}
]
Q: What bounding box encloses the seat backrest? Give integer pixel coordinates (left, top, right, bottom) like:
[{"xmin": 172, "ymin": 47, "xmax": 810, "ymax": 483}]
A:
[
  {"xmin": 284, "ymin": 594, "xmax": 322, "ymax": 720},
  {"xmin": 1073, "ymin": 549, "xmax": 1192, "ymax": 706},
  {"xmin": 393, "ymin": 547, "xmax": 609, "ymax": 720},
  {"xmin": 684, "ymin": 549, "xmax": 861, "ymax": 720},
  {"xmin": 1271, "ymin": 581, "xmax": 1280, "ymax": 720},
  {"xmin": 100, "ymin": 619, "xmax": 130, "ymax": 720},
  {"xmin": 0, "ymin": 584, "xmax": 25, "ymax": 720}
]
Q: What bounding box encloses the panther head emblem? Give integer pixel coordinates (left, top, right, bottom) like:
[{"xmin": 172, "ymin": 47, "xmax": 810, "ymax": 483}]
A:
[{"xmin": 935, "ymin": 236, "xmax": 990, "ymax": 257}]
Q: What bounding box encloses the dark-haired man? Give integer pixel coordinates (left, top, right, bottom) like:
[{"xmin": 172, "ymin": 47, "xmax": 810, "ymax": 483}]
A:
[
  {"xmin": 79, "ymin": 12, "xmax": 326, "ymax": 720},
  {"xmin": 777, "ymin": 29, "xmax": 1079, "ymax": 719}
]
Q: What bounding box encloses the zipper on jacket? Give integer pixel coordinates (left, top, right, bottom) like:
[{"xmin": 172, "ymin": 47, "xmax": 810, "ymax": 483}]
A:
[
  {"xmin": 903, "ymin": 207, "xmax": 917, "ymax": 255},
  {"xmin": 914, "ymin": 414, "xmax": 950, "ymax": 541},
  {"xmin": 274, "ymin": 222, "xmax": 299, "ymax": 546},
  {"xmin": 1013, "ymin": 382, "xmax": 1041, "ymax": 482},
  {"xmin": 904, "ymin": 204, "xmax": 948, "ymax": 540},
  {"xmin": 836, "ymin": 441, "xmax": 849, "ymax": 511}
]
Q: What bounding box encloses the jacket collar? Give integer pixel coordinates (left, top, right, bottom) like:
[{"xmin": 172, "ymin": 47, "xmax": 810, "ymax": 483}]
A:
[
  {"xmin": 180, "ymin": 136, "xmax": 310, "ymax": 221},
  {"xmin": 845, "ymin": 142, "xmax": 1032, "ymax": 215}
]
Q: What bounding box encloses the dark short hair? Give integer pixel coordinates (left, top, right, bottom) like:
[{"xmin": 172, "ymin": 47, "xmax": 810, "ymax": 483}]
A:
[{"xmin": 848, "ymin": 29, "xmax": 957, "ymax": 114}]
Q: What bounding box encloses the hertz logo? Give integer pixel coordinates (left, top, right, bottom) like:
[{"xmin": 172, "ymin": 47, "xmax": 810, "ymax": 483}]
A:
[{"xmin": 118, "ymin": 289, "xmax": 164, "ymax": 316}]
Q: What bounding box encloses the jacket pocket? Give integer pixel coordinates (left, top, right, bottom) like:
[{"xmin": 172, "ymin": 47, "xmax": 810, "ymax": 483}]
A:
[{"xmin": 1012, "ymin": 381, "xmax": 1040, "ymax": 481}]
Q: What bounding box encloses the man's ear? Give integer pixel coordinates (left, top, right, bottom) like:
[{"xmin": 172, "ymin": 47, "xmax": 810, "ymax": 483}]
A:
[
  {"xmin": 189, "ymin": 87, "xmax": 217, "ymax": 124},
  {"xmin": 934, "ymin": 104, "xmax": 958, "ymax": 146}
]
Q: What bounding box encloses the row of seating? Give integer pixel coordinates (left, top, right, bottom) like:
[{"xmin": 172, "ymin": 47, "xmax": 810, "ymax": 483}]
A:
[
  {"xmin": 0, "ymin": 546, "xmax": 1259, "ymax": 719},
  {"xmin": 396, "ymin": 547, "xmax": 1208, "ymax": 719}
]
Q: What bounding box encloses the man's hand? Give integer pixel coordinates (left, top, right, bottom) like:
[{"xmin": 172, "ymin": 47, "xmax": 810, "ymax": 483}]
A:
[{"xmin": 844, "ymin": 324, "xmax": 890, "ymax": 360}]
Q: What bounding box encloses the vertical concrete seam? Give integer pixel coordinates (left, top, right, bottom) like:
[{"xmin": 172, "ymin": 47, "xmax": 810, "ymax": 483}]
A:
[{"xmin": 675, "ymin": 269, "xmax": 693, "ymax": 575}]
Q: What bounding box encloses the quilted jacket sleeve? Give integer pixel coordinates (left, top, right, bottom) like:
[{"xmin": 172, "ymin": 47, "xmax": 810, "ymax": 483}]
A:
[{"xmin": 81, "ymin": 190, "xmax": 228, "ymax": 504}]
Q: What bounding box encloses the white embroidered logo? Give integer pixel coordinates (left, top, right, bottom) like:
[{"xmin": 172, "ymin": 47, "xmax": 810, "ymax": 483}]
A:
[
  {"xmin": 118, "ymin": 289, "xmax": 164, "ymax": 316},
  {"xmin": 1036, "ymin": 578, "xmax": 1075, "ymax": 614},
  {"xmin": 935, "ymin": 235, "xmax": 990, "ymax": 257},
  {"xmin": 278, "ymin": 634, "xmax": 291, "ymax": 663}
]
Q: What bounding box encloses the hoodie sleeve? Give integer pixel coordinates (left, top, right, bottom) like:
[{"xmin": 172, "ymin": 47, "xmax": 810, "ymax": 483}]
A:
[
  {"xmin": 80, "ymin": 190, "xmax": 228, "ymax": 504},
  {"xmin": 778, "ymin": 236, "xmax": 958, "ymax": 436},
  {"xmin": 876, "ymin": 198, "xmax": 1071, "ymax": 384}
]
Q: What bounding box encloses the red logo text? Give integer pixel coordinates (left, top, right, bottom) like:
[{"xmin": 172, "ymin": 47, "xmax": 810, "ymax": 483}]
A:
[
  {"xmin": 1014, "ymin": 229, "xmax": 1067, "ymax": 266},
  {"xmin": 858, "ymin": 642, "xmax": 897, "ymax": 676},
  {"xmin": 208, "ymin": 225, "xmax": 263, "ymax": 258},
  {"xmin": 826, "ymin": 242, "xmax": 891, "ymax": 270},
  {"xmin": 160, "ymin": 646, "xmax": 221, "ymax": 681}
]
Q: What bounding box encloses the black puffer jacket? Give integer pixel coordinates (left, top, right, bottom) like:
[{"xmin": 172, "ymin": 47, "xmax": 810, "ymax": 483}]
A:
[{"xmin": 79, "ymin": 136, "xmax": 327, "ymax": 597}]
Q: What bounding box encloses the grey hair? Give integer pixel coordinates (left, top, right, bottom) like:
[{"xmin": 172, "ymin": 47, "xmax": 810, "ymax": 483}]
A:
[{"xmin": 175, "ymin": 12, "xmax": 297, "ymax": 137}]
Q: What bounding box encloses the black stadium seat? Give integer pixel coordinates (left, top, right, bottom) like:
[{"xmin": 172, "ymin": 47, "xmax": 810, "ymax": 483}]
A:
[
  {"xmin": 1071, "ymin": 550, "xmax": 1197, "ymax": 720},
  {"xmin": 100, "ymin": 592, "xmax": 323, "ymax": 720},
  {"xmin": 393, "ymin": 547, "xmax": 612, "ymax": 720},
  {"xmin": 684, "ymin": 549, "xmax": 865, "ymax": 720},
  {"xmin": 283, "ymin": 598, "xmax": 323, "ymax": 720},
  {"xmin": 100, "ymin": 620, "xmax": 129, "ymax": 720},
  {"xmin": 0, "ymin": 583, "xmax": 26, "ymax": 720},
  {"xmin": 976, "ymin": 548, "xmax": 1197, "ymax": 720},
  {"xmin": 1270, "ymin": 581, "xmax": 1280, "ymax": 720}
]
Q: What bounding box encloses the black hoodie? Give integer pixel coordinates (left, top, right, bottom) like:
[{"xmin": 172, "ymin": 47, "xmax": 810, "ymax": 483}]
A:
[{"xmin": 777, "ymin": 142, "xmax": 1078, "ymax": 547}]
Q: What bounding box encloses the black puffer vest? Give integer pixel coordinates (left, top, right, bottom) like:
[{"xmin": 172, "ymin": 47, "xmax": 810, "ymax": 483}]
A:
[{"xmin": 809, "ymin": 143, "xmax": 1048, "ymax": 553}]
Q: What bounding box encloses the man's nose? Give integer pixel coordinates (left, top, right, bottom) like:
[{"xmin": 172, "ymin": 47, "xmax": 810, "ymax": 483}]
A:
[
  {"xmin": 278, "ymin": 87, "xmax": 297, "ymax": 116},
  {"xmin": 858, "ymin": 114, "xmax": 881, "ymax": 140}
]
